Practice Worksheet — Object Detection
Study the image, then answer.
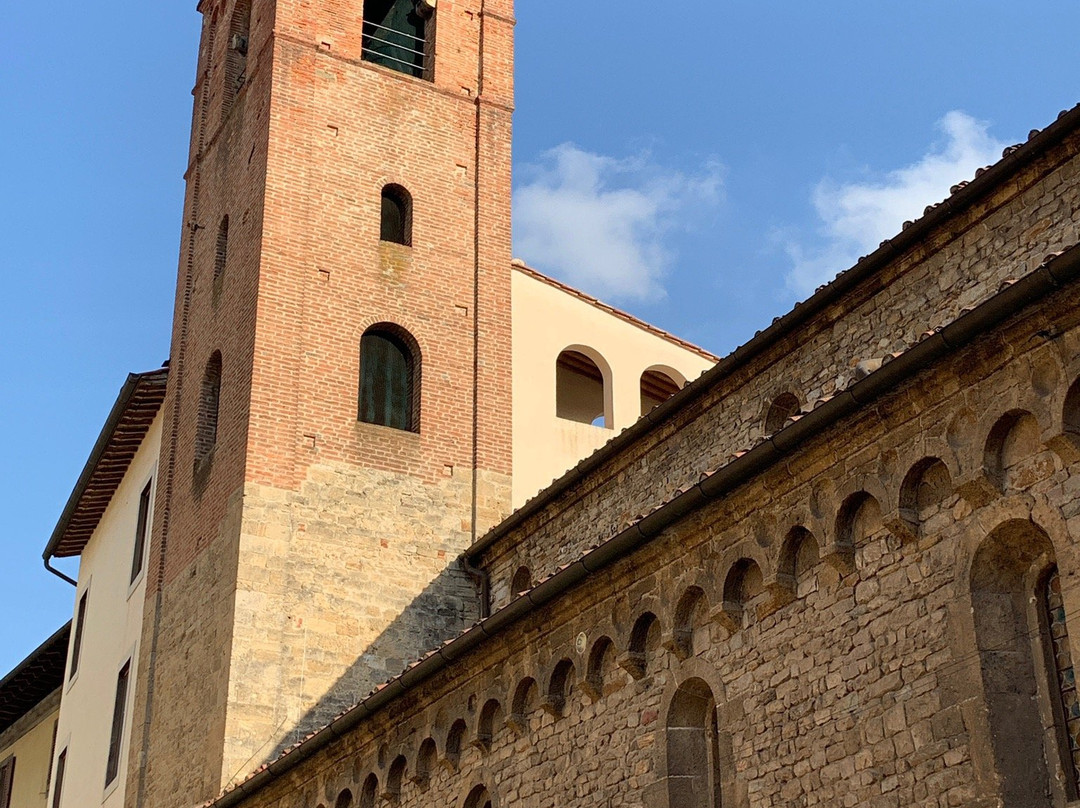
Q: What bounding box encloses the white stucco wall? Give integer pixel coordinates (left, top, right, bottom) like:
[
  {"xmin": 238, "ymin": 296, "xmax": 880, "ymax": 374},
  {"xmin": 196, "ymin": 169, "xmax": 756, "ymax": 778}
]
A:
[
  {"xmin": 511, "ymin": 266, "xmax": 716, "ymax": 507},
  {"xmin": 49, "ymin": 412, "xmax": 162, "ymax": 808},
  {"xmin": 0, "ymin": 692, "xmax": 60, "ymax": 808}
]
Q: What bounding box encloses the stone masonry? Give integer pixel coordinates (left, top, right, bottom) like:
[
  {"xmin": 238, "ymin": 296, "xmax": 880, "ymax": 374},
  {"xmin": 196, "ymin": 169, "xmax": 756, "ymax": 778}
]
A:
[{"xmin": 198, "ymin": 102, "xmax": 1080, "ymax": 808}]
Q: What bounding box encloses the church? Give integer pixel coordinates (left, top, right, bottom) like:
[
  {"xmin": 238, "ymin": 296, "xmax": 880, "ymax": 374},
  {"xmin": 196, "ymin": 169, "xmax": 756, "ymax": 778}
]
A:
[{"xmin": 3, "ymin": 1, "xmax": 1080, "ymax": 807}]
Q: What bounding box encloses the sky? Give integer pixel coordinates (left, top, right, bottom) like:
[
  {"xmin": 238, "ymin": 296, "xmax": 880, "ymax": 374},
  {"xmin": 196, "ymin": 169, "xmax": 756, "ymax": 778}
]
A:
[{"xmin": 1, "ymin": 0, "xmax": 1078, "ymax": 675}]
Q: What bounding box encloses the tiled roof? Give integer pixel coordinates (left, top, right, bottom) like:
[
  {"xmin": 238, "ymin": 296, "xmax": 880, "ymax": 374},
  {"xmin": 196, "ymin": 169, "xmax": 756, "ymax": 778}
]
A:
[
  {"xmin": 44, "ymin": 368, "xmax": 169, "ymax": 560},
  {"xmin": 0, "ymin": 623, "xmax": 70, "ymax": 736}
]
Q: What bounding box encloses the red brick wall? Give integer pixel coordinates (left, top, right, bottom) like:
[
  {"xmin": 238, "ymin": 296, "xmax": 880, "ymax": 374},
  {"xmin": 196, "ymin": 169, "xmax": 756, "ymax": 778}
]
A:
[{"xmin": 129, "ymin": 1, "xmax": 516, "ymax": 805}]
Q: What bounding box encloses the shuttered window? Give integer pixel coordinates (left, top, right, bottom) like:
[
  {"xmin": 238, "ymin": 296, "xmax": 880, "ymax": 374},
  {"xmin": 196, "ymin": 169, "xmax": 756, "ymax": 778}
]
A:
[
  {"xmin": 0, "ymin": 756, "xmax": 15, "ymax": 808},
  {"xmin": 105, "ymin": 661, "xmax": 131, "ymax": 786},
  {"xmin": 131, "ymin": 480, "xmax": 152, "ymax": 583},
  {"xmin": 70, "ymin": 591, "xmax": 88, "ymax": 680},
  {"xmin": 51, "ymin": 750, "xmax": 65, "ymax": 808}
]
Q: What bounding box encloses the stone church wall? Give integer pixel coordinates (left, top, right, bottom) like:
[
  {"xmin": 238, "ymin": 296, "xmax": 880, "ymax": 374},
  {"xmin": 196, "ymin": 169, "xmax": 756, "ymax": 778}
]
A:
[
  {"xmin": 478, "ymin": 126, "xmax": 1080, "ymax": 607},
  {"xmin": 210, "ymin": 249, "xmax": 1080, "ymax": 807}
]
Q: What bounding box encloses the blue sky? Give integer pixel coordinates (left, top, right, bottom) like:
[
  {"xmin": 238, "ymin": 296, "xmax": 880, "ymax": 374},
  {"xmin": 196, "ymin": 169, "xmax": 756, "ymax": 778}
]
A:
[{"xmin": 1, "ymin": 1, "xmax": 1078, "ymax": 674}]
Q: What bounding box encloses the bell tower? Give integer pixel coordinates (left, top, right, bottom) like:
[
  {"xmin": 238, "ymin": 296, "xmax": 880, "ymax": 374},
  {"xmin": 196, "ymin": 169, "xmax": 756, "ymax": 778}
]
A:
[{"xmin": 126, "ymin": 0, "xmax": 515, "ymax": 805}]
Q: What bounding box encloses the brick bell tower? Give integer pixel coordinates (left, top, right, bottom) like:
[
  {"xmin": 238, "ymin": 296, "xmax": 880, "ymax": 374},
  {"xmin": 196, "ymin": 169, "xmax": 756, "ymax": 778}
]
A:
[{"xmin": 126, "ymin": 0, "xmax": 514, "ymax": 805}]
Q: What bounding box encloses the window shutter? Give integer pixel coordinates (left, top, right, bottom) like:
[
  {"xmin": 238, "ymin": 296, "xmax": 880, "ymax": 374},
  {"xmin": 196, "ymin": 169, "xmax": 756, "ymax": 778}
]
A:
[{"xmin": 0, "ymin": 756, "xmax": 15, "ymax": 808}]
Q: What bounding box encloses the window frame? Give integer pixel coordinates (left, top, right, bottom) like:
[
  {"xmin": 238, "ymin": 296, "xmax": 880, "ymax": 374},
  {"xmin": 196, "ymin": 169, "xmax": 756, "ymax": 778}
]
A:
[
  {"xmin": 105, "ymin": 659, "xmax": 132, "ymax": 788},
  {"xmin": 130, "ymin": 479, "xmax": 153, "ymax": 585},
  {"xmin": 0, "ymin": 755, "xmax": 15, "ymax": 808},
  {"xmin": 69, "ymin": 590, "xmax": 88, "ymax": 682}
]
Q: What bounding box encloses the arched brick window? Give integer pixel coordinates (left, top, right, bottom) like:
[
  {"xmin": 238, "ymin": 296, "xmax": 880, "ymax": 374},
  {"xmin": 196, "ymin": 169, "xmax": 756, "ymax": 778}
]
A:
[
  {"xmin": 362, "ymin": 0, "xmax": 433, "ymax": 79},
  {"xmin": 195, "ymin": 352, "xmax": 222, "ymax": 468},
  {"xmin": 359, "ymin": 324, "xmax": 420, "ymax": 432},
  {"xmin": 380, "ymin": 185, "xmax": 412, "ymax": 246},
  {"xmin": 222, "ymin": 0, "xmax": 251, "ymax": 120},
  {"xmin": 971, "ymin": 520, "xmax": 1078, "ymax": 803},
  {"xmin": 667, "ymin": 678, "xmax": 723, "ymax": 808}
]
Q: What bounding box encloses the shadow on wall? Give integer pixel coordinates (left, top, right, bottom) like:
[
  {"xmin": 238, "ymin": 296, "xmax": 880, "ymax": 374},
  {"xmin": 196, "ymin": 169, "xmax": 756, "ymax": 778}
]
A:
[{"xmin": 262, "ymin": 560, "xmax": 482, "ymax": 765}]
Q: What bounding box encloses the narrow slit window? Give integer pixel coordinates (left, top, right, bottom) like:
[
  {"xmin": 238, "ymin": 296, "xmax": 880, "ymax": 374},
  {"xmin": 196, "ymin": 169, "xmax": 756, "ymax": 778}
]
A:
[
  {"xmin": 51, "ymin": 750, "xmax": 66, "ymax": 808},
  {"xmin": 362, "ymin": 0, "xmax": 431, "ymax": 79},
  {"xmin": 131, "ymin": 480, "xmax": 152, "ymax": 583},
  {"xmin": 105, "ymin": 660, "xmax": 131, "ymax": 786},
  {"xmin": 359, "ymin": 326, "xmax": 420, "ymax": 432},
  {"xmin": 70, "ymin": 591, "xmax": 88, "ymax": 680},
  {"xmin": 380, "ymin": 185, "xmax": 411, "ymax": 245}
]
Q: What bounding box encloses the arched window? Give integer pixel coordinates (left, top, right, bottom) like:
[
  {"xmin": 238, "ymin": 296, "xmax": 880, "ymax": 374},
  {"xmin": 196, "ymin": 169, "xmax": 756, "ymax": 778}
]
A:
[
  {"xmin": 361, "ymin": 0, "xmax": 432, "ymax": 79},
  {"xmin": 359, "ymin": 774, "xmax": 378, "ymax": 808},
  {"xmin": 445, "ymin": 719, "xmax": 467, "ymax": 767},
  {"xmin": 667, "ymin": 678, "xmax": 723, "ymax": 808},
  {"xmin": 415, "ymin": 738, "xmax": 437, "ymax": 786},
  {"xmin": 195, "ymin": 352, "xmax": 222, "ymax": 468},
  {"xmin": 335, "ymin": 788, "xmax": 353, "ymax": 808},
  {"xmin": 476, "ymin": 699, "xmax": 502, "ymax": 751},
  {"xmin": 214, "ymin": 215, "xmax": 230, "ymax": 282},
  {"xmin": 464, "ymin": 785, "xmax": 493, "ymax": 808},
  {"xmin": 358, "ymin": 325, "xmax": 420, "ymax": 432},
  {"xmin": 384, "ymin": 755, "xmax": 406, "ymax": 800},
  {"xmin": 510, "ymin": 566, "xmax": 532, "ymax": 598},
  {"xmin": 380, "ymin": 185, "xmax": 412, "ymax": 246},
  {"xmin": 640, "ymin": 368, "xmax": 682, "ymax": 416},
  {"xmin": 971, "ymin": 520, "xmax": 1077, "ymax": 803},
  {"xmin": 764, "ymin": 392, "xmax": 801, "ymax": 435},
  {"xmin": 556, "ymin": 349, "xmax": 610, "ymax": 428},
  {"xmin": 222, "ymin": 0, "xmax": 251, "ymax": 120}
]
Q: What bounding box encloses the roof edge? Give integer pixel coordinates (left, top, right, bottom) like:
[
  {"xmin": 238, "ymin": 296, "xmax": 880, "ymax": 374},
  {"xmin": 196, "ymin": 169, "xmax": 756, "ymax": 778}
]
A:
[
  {"xmin": 42, "ymin": 368, "xmax": 169, "ymax": 562},
  {"xmin": 470, "ymin": 102, "xmax": 1080, "ymax": 559},
  {"xmin": 510, "ymin": 261, "xmax": 721, "ymax": 362}
]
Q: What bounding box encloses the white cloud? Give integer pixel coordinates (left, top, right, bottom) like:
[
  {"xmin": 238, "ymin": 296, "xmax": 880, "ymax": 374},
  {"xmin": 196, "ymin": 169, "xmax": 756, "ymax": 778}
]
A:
[
  {"xmin": 785, "ymin": 111, "xmax": 1008, "ymax": 296},
  {"xmin": 513, "ymin": 144, "xmax": 722, "ymax": 302}
]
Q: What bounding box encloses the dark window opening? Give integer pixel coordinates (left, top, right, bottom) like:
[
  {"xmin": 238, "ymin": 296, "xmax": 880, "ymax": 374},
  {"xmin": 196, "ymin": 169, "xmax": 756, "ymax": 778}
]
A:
[
  {"xmin": 362, "ymin": 0, "xmax": 432, "ymax": 79},
  {"xmin": 105, "ymin": 660, "xmax": 131, "ymax": 786},
  {"xmin": 51, "ymin": 750, "xmax": 66, "ymax": 808},
  {"xmin": 359, "ymin": 326, "xmax": 420, "ymax": 432},
  {"xmin": 380, "ymin": 185, "xmax": 412, "ymax": 245},
  {"xmin": 196, "ymin": 352, "xmax": 223, "ymax": 469},
  {"xmin": 556, "ymin": 349, "xmax": 609, "ymax": 427},
  {"xmin": 510, "ymin": 566, "xmax": 532, "ymax": 597},
  {"xmin": 640, "ymin": 369, "xmax": 681, "ymax": 416},
  {"xmin": 70, "ymin": 591, "xmax": 88, "ymax": 680},
  {"xmin": 764, "ymin": 392, "xmax": 801, "ymax": 435},
  {"xmin": 131, "ymin": 480, "xmax": 152, "ymax": 584},
  {"xmin": 667, "ymin": 678, "xmax": 724, "ymax": 808}
]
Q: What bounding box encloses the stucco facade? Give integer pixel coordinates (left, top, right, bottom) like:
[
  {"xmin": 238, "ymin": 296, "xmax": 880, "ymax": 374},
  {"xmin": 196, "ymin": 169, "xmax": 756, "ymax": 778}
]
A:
[
  {"xmin": 48, "ymin": 412, "xmax": 161, "ymax": 808},
  {"xmin": 0, "ymin": 692, "xmax": 59, "ymax": 808},
  {"xmin": 510, "ymin": 263, "xmax": 716, "ymax": 508}
]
